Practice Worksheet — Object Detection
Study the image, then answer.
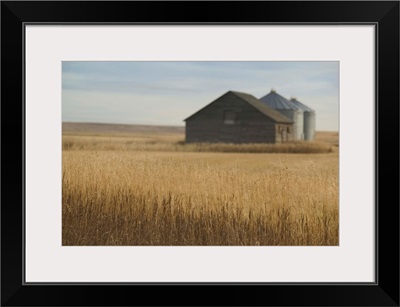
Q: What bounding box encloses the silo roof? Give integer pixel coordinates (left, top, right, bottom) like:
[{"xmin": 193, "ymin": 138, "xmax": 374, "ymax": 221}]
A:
[
  {"xmin": 259, "ymin": 90, "xmax": 299, "ymax": 110},
  {"xmin": 290, "ymin": 98, "xmax": 314, "ymax": 112}
]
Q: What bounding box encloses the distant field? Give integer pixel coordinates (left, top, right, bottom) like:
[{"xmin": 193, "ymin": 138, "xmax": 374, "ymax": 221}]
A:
[
  {"xmin": 63, "ymin": 122, "xmax": 338, "ymax": 143},
  {"xmin": 62, "ymin": 122, "xmax": 185, "ymax": 136},
  {"xmin": 62, "ymin": 122, "xmax": 338, "ymax": 154},
  {"xmin": 62, "ymin": 122, "xmax": 339, "ymax": 246},
  {"xmin": 315, "ymin": 130, "xmax": 339, "ymax": 146}
]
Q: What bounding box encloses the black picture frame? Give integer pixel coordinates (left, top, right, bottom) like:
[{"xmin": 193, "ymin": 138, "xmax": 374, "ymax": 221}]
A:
[{"xmin": 1, "ymin": 1, "xmax": 399, "ymax": 306}]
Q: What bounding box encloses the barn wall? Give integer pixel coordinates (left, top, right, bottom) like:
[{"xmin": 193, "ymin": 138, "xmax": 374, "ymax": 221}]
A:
[
  {"xmin": 185, "ymin": 93, "xmax": 292, "ymax": 144},
  {"xmin": 274, "ymin": 123, "xmax": 294, "ymax": 143},
  {"xmin": 274, "ymin": 109, "xmax": 303, "ymax": 140}
]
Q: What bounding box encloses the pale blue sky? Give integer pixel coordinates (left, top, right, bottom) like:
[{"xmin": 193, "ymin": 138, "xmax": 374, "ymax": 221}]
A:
[{"xmin": 62, "ymin": 61, "xmax": 339, "ymax": 131}]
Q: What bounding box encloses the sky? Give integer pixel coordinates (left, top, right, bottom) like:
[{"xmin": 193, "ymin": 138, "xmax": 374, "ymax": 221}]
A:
[{"xmin": 62, "ymin": 61, "xmax": 339, "ymax": 131}]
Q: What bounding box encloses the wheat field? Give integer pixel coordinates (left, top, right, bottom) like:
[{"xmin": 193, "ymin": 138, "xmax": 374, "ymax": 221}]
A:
[{"xmin": 62, "ymin": 124, "xmax": 339, "ymax": 246}]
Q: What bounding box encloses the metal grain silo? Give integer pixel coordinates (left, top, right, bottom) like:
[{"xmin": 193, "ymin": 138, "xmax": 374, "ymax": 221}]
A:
[
  {"xmin": 259, "ymin": 90, "xmax": 304, "ymax": 140},
  {"xmin": 290, "ymin": 98, "xmax": 316, "ymax": 141}
]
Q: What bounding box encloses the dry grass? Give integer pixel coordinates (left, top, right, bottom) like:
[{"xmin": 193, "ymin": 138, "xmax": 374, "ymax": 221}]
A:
[
  {"xmin": 62, "ymin": 124, "xmax": 339, "ymax": 246},
  {"xmin": 62, "ymin": 134, "xmax": 334, "ymax": 154},
  {"xmin": 62, "ymin": 149, "xmax": 338, "ymax": 246}
]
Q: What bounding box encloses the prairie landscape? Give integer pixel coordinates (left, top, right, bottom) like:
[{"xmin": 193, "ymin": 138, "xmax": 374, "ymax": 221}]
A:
[{"xmin": 62, "ymin": 123, "xmax": 339, "ymax": 246}]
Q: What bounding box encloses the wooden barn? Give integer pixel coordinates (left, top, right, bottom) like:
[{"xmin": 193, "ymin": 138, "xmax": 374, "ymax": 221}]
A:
[{"xmin": 184, "ymin": 91, "xmax": 294, "ymax": 144}]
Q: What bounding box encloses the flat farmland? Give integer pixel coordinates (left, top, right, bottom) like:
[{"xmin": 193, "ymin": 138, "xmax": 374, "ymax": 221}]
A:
[{"xmin": 62, "ymin": 123, "xmax": 339, "ymax": 246}]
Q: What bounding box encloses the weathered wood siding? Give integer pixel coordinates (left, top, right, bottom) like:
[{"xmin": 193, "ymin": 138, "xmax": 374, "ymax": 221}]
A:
[
  {"xmin": 185, "ymin": 93, "xmax": 293, "ymax": 144},
  {"xmin": 275, "ymin": 123, "xmax": 293, "ymax": 143}
]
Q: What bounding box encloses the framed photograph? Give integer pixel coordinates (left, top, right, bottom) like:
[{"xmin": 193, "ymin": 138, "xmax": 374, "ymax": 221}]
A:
[{"xmin": 2, "ymin": 1, "xmax": 399, "ymax": 306}]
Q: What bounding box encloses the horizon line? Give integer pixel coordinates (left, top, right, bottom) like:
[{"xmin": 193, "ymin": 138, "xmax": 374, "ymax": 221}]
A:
[{"xmin": 62, "ymin": 121, "xmax": 339, "ymax": 133}]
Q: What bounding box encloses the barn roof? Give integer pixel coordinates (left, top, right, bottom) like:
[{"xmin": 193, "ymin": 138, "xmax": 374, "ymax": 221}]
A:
[
  {"xmin": 259, "ymin": 90, "xmax": 299, "ymax": 110},
  {"xmin": 290, "ymin": 97, "xmax": 314, "ymax": 112},
  {"xmin": 230, "ymin": 91, "xmax": 293, "ymax": 123},
  {"xmin": 184, "ymin": 91, "xmax": 293, "ymax": 124}
]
